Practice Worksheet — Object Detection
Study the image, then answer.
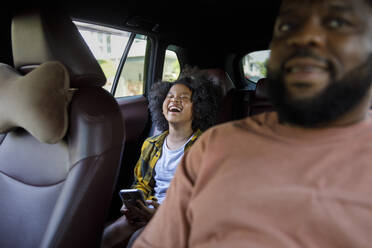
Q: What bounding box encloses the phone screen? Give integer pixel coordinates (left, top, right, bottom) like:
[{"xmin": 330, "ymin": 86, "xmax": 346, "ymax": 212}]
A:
[{"xmin": 119, "ymin": 189, "xmax": 145, "ymax": 209}]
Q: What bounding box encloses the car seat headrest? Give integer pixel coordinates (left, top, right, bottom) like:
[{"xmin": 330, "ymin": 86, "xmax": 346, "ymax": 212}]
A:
[
  {"xmin": 200, "ymin": 68, "xmax": 235, "ymax": 96},
  {"xmin": 0, "ymin": 61, "xmax": 73, "ymax": 144},
  {"xmin": 11, "ymin": 10, "xmax": 106, "ymax": 88},
  {"xmin": 255, "ymin": 78, "xmax": 269, "ymax": 99}
]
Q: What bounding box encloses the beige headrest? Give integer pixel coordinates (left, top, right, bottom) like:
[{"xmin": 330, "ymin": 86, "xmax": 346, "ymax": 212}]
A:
[
  {"xmin": 11, "ymin": 10, "xmax": 106, "ymax": 88},
  {"xmin": 0, "ymin": 61, "xmax": 72, "ymax": 144}
]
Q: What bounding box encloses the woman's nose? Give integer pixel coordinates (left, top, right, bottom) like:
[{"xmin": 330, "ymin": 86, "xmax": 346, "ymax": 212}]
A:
[{"xmin": 171, "ymin": 96, "xmax": 182, "ymax": 102}]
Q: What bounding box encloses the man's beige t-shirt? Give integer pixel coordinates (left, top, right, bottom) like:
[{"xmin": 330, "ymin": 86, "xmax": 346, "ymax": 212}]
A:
[{"xmin": 134, "ymin": 111, "xmax": 372, "ymax": 248}]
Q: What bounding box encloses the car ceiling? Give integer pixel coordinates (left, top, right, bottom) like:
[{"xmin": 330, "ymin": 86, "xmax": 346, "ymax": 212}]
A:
[
  {"xmin": 3, "ymin": 0, "xmax": 281, "ymax": 64},
  {"xmin": 65, "ymin": 0, "xmax": 281, "ymax": 54}
]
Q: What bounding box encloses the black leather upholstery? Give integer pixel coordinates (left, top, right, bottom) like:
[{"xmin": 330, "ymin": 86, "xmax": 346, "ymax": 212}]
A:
[
  {"xmin": 219, "ymin": 78, "xmax": 273, "ymax": 121},
  {"xmin": 200, "ymin": 68, "xmax": 236, "ymax": 124},
  {"xmin": 249, "ymin": 78, "xmax": 274, "ymax": 116},
  {"xmin": 0, "ymin": 10, "xmax": 125, "ymax": 248}
]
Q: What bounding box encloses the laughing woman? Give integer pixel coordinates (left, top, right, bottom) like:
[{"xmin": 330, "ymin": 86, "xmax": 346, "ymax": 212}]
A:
[{"xmin": 101, "ymin": 74, "xmax": 220, "ymax": 248}]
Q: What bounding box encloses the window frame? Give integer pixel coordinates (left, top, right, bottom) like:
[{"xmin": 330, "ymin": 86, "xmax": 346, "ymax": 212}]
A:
[
  {"xmin": 113, "ymin": 34, "xmax": 154, "ymax": 98},
  {"xmin": 162, "ymin": 48, "xmax": 181, "ymax": 82},
  {"xmin": 74, "ymin": 19, "xmax": 157, "ymax": 99},
  {"xmin": 240, "ymin": 49, "xmax": 271, "ymax": 90},
  {"xmin": 111, "ymin": 33, "xmax": 136, "ymax": 96}
]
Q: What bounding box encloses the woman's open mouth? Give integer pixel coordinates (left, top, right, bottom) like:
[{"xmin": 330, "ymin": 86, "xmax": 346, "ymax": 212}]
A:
[{"xmin": 168, "ymin": 105, "xmax": 182, "ymax": 113}]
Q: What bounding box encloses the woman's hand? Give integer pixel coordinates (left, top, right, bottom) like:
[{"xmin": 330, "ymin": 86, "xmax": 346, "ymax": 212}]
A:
[
  {"xmin": 146, "ymin": 200, "xmax": 160, "ymax": 209},
  {"xmin": 121, "ymin": 200, "xmax": 160, "ymax": 225},
  {"xmin": 120, "ymin": 204, "xmax": 145, "ymax": 228},
  {"xmin": 132, "ymin": 200, "xmax": 160, "ymax": 222}
]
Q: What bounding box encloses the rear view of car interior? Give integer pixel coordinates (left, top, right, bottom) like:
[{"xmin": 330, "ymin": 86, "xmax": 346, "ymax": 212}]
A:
[{"xmin": 0, "ymin": 1, "xmax": 281, "ymax": 247}]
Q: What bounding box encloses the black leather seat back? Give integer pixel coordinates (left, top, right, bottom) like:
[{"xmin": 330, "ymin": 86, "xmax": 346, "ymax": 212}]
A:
[
  {"xmin": 249, "ymin": 78, "xmax": 274, "ymax": 116},
  {"xmin": 0, "ymin": 10, "xmax": 125, "ymax": 248}
]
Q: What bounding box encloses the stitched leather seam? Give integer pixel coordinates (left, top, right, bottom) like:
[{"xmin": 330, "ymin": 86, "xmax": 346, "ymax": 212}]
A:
[
  {"xmin": 0, "ymin": 144, "xmax": 124, "ymax": 187},
  {"xmin": 0, "ymin": 133, "xmax": 7, "ymax": 145},
  {"xmin": 0, "ymin": 170, "xmax": 66, "ymax": 187},
  {"xmin": 68, "ymin": 143, "xmax": 124, "ymax": 172}
]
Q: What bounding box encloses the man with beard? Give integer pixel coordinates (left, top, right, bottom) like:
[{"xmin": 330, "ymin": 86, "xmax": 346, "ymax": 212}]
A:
[{"xmin": 133, "ymin": 0, "xmax": 372, "ymax": 247}]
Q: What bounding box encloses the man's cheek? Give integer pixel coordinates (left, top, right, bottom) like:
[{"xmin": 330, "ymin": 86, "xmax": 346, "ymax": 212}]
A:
[
  {"xmin": 267, "ymin": 54, "xmax": 280, "ymax": 73},
  {"xmin": 266, "ymin": 59, "xmax": 280, "ymax": 77}
]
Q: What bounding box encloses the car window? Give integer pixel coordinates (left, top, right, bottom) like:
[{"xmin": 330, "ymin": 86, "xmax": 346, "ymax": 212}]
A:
[
  {"xmin": 114, "ymin": 34, "xmax": 147, "ymax": 98},
  {"xmin": 74, "ymin": 21, "xmax": 131, "ymax": 92},
  {"xmin": 162, "ymin": 49, "xmax": 180, "ymax": 82},
  {"xmin": 242, "ymin": 50, "xmax": 270, "ymax": 83}
]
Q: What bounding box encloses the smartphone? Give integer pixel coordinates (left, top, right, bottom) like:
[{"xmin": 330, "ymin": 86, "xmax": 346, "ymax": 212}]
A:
[{"xmin": 119, "ymin": 189, "xmax": 146, "ymax": 209}]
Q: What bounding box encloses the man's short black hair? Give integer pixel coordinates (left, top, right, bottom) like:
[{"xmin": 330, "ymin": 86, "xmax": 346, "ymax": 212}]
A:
[{"xmin": 148, "ymin": 75, "xmax": 221, "ymax": 132}]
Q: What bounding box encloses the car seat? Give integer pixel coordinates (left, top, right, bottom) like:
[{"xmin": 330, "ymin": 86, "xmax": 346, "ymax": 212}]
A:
[{"xmin": 0, "ymin": 9, "xmax": 125, "ymax": 248}]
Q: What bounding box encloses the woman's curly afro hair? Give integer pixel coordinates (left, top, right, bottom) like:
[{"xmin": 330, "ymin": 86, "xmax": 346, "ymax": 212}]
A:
[{"xmin": 148, "ymin": 74, "xmax": 222, "ymax": 132}]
